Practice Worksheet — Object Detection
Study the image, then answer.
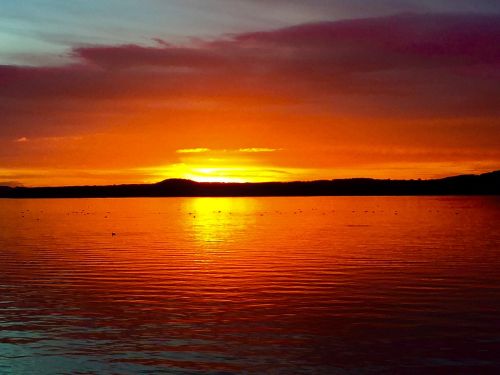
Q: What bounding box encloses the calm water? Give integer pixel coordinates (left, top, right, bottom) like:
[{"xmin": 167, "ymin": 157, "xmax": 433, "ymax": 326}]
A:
[{"xmin": 0, "ymin": 197, "xmax": 499, "ymax": 374}]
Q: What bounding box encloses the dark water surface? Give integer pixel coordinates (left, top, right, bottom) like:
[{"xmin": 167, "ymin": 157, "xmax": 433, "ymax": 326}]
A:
[{"xmin": 0, "ymin": 197, "xmax": 499, "ymax": 374}]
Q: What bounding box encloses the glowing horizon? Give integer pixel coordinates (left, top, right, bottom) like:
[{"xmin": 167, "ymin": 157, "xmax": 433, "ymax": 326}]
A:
[{"xmin": 1, "ymin": 3, "xmax": 499, "ymax": 187}]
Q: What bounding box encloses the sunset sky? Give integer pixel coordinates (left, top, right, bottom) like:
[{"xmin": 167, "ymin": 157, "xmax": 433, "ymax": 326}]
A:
[{"xmin": 1, "ymin": 0, "xmax": 499, "ymax": 186}]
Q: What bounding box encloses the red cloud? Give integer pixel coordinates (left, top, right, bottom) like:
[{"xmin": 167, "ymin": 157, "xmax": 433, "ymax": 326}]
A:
[
  {"xmin": 235, "ymin": 13, "xmax": 500, "ymax": 62},
  {"xmin": 0, "ymin": 13, "xmax": 499, "ymax": 139}
]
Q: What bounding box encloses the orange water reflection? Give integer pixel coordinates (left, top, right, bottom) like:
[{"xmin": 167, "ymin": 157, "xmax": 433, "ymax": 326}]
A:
[{"xmin": 0, "ymin": 197, "xmax": 499, "ymax": 373}]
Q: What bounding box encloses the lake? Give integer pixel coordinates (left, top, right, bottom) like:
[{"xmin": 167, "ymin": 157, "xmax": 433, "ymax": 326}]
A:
[{"xmin": 0, "ymin": 197, "xmax": 499, "ymax": 374}]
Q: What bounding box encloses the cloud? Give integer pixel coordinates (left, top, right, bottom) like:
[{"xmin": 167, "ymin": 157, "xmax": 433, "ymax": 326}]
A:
[
  {"xmin": 238, "ymin": 148, "xmax": 281, "ymax": 153},
  {"xmin": 0, "ymin": 12, "xmax": 498, "ymax": 182},
  {"xmin": 237, "ymin": 0, "xmax": 500, "ymax": 16},
  {"xmin": 176, "ymin": 147, "xmax": 281, "ymax": 154},
  {"xmin": 15, "ymin": 137, "xmax": 29, "ymax": 143},
  {"xmin": 176, "ymin": 148, "xmax": 211, "ymax": 153},
  {"xmin": 1, "ymin": 13, "xmax": 498, "ymax": 110}
]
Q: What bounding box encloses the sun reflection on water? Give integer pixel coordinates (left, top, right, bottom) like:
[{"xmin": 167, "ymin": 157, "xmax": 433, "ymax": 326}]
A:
[{"xmin": 183, "ymin": 198, "xmax": 258, "ymax": 255}]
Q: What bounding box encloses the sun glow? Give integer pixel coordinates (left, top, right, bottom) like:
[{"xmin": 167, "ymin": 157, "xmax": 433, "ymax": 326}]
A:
[
  {"xmin": 138, "ymin": 148, "xmax": 300, "ymax": 183},
  {"xmin": 187, "ymin": 175, "xmax": 245, "ymax": 183},
  {"xmin": 152, "ymin": 164, "xmax": 284, "ymax": 183}
]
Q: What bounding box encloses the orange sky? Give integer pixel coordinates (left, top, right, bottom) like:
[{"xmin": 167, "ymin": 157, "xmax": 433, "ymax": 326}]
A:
[{"xmin": 1, "ymin": 11, "xmax": 499, "ymax": 186}]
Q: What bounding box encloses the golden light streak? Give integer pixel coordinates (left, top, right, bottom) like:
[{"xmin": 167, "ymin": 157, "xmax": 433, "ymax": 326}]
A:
[
  {"xmin": 176, "ymin": 148, "xmax": 211, "ymax": 153},
  {"xmin": 238, "ymin": 148, "xmax": 281, "ymax": 153}
]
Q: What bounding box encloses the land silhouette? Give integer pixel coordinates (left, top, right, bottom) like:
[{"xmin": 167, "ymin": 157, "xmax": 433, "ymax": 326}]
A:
[{"xmin": 0, "ymin": 171, "xmax": 498, "ymax": 198}]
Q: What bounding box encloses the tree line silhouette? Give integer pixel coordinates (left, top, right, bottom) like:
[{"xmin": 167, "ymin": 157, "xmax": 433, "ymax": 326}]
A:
[{"xmin": 0, "ymin": 171, "xmax": 498, "ymax": 198}]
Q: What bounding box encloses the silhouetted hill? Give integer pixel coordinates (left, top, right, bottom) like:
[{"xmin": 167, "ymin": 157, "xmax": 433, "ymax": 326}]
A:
[{"xmin": 0, "ymin": 171, "xmax": 498, "ymax": 198}]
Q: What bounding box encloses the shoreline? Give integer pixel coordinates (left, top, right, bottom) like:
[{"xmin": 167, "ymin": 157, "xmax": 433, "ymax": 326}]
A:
[{"xmin": 1, "ymin": 171, "xmax": 498, "ymax": 198}]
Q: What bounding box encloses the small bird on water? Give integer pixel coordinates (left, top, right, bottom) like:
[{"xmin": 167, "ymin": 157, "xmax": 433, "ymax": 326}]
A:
[{"xmin": 112, "ymin": 232, "xmax": 116, "ymax": 236}]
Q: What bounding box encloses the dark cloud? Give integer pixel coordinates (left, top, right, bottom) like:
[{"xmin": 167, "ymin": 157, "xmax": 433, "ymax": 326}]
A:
[
  {"xmin": 1, "ymin": 13, "xmax": 499, "ymax": 137},
  {"xmin": 237, "ymin": 0, "xmax": 500, "ymax": 15},
  {"xmin": 205, "ymin": 0, "xmax": 500, "ymax": 36}
]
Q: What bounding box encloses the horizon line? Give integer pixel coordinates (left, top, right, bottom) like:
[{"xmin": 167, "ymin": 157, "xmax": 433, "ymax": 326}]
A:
[{"xmin": 2, "ymin": 170, "xmax": 498, "ymax": 190}]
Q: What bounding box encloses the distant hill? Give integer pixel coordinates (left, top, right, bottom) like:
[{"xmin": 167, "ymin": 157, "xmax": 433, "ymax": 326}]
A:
[{"xmin": 0, "ymin": 171, "xmax": 498, "ymax": 198}]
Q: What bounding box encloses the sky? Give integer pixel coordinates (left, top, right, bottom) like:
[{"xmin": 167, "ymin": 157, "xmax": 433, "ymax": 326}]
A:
[{"xmin": 1, "ymin": 0, "xmax": 499, "ymax": 186}]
